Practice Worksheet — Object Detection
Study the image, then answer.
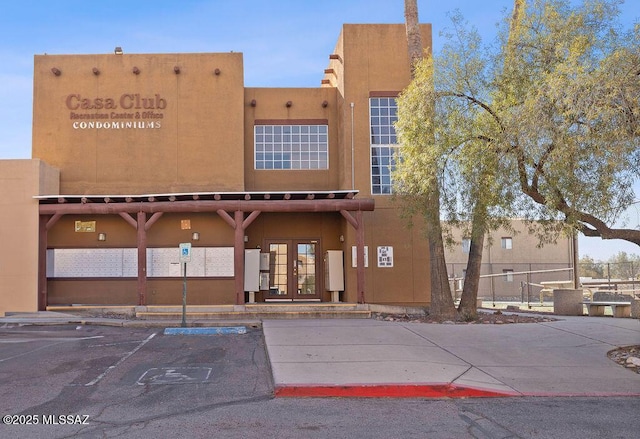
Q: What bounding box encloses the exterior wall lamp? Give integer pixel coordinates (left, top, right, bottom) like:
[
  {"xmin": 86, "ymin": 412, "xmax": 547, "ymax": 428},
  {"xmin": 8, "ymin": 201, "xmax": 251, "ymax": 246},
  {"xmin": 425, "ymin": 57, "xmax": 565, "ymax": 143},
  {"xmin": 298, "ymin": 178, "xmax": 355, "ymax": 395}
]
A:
[
  {"xmin": 98, "ymin": 233, "xmax": 107, "ymax": 241},
  {"xmin": 192, "ymin": 232, "xmax": 200, "ymax": 241}
]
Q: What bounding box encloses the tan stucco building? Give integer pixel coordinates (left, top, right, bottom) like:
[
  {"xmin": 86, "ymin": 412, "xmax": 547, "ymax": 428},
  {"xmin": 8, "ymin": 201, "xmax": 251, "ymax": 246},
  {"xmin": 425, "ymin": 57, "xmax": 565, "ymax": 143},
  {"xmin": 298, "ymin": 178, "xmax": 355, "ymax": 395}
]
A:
[
  {"xmin": 1, "ymin": 24, "xmax": 434, "ymax": 315},
  {"xmin": 445, "ymin": 221, "xmax": 575, "ymax": 301}
]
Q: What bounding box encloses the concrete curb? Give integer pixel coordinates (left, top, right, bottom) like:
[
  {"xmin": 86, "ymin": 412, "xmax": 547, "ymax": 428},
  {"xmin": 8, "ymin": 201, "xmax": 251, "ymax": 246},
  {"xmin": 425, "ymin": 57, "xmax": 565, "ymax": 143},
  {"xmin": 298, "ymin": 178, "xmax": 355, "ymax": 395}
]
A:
[{"xmin": 274, "ymin": 383, "xmax": 521, "ymax": 398}]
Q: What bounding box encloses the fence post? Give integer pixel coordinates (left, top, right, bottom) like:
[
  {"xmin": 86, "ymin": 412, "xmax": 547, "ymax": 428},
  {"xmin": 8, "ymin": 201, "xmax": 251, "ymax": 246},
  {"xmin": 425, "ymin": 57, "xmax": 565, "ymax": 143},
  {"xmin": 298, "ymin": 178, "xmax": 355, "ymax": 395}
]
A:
[
  {"xmin": 527, "ymin": 264, "xmax": 532, "ymax": 305},
  {"xmin": 632, "ymin": 261, "xmax": 636, "ymax": 294}
]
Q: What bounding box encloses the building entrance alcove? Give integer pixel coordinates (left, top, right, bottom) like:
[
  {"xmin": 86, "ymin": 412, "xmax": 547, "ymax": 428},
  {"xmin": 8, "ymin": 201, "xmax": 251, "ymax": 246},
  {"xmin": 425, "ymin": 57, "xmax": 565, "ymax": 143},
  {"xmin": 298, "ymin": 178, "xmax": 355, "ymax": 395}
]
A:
[{"xmin": 265, "ymin": 239, "xmax": 321, "ymax": 301}]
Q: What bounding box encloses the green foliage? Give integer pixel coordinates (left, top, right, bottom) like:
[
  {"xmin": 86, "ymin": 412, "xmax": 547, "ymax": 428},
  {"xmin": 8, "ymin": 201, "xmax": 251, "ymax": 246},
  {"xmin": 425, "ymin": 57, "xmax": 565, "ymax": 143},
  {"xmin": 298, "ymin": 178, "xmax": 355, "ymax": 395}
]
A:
[
  {"xmin": 497, "ymin": 0, "xmax": 639, "ymax": 230},
  {"xmin": 394, "ymin": 12, "xmax": 515, "ymax": 245},
  {"xmin": 579, "ymin": 255, "xmax": 605, "ymax": 278},
  {"xmin": 395, "ymin": 0, "xmax": 640, "ymax": 248},
  {"xmin": 580, "ymin": 251, "xmax": 640, "ymax": 279}
]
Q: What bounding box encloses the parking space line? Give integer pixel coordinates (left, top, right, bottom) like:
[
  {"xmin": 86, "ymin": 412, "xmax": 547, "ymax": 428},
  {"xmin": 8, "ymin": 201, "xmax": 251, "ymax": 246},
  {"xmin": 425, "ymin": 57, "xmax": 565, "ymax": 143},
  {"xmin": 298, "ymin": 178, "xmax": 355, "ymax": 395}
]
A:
[
  {"xmin": 0, "ymin": 336, "xmax": 104, "ymax": 363},
  {"xmin": 85, "ymin": 332, "xmax": 157, "ymax": 386}
]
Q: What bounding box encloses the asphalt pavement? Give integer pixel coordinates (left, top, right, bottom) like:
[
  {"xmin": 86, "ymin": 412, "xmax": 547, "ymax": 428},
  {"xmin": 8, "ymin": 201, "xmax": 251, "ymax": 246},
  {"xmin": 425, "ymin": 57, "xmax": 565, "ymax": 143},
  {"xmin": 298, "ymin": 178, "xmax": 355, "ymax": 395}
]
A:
[{"xmin": 1, "ymin": 311, "xmax": 639, "ymax": 398}]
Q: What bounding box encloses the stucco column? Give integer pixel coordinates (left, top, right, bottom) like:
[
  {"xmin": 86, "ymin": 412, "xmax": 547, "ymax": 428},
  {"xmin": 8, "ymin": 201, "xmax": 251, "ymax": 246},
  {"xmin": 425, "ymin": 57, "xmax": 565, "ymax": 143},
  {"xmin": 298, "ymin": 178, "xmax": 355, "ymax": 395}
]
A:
[
  {"xmin": 38, "ymin": 216, "xmax": 48, "ymax": 311},
  {"xmin": 39, "ymin": 213, "xmax": 63, "ymax": 311}
]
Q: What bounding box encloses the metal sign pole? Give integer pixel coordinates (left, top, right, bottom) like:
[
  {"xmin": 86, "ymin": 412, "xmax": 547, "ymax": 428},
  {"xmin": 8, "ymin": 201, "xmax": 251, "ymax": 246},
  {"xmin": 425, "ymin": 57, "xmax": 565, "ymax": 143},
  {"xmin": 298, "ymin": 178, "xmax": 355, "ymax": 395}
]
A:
[
  {"xmin": 179, "ymin": 242, "xmax": 191, "ymax": 328},
  {"xmin": 181, "ymin": 261, "xmax": 187, "ymax": 327}
]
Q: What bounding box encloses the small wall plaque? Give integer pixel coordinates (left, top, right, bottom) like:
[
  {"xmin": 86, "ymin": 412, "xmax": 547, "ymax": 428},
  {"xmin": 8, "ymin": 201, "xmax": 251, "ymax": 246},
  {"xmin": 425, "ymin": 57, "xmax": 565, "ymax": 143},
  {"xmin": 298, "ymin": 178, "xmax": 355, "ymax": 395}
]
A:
[{"xmin": 74, "ymin": 221, "xmax": 96, "ymax": 232}]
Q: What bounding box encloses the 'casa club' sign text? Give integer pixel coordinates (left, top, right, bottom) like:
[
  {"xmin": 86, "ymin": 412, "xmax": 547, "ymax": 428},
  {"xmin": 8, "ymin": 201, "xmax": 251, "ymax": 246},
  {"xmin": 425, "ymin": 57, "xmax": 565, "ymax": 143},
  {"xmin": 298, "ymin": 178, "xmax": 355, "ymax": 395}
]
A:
[{"xmin": 67, "ymin": 93, "xmax": 166, "ymax": 130}]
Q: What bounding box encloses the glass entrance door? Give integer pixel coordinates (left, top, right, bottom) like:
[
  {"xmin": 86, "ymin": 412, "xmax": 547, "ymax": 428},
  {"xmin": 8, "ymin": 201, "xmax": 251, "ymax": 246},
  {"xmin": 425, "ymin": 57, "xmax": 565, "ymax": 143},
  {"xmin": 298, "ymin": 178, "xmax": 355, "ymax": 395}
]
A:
[{"xmin": 266, "ymin": 240, "xmax": 320, "ymax": 300}]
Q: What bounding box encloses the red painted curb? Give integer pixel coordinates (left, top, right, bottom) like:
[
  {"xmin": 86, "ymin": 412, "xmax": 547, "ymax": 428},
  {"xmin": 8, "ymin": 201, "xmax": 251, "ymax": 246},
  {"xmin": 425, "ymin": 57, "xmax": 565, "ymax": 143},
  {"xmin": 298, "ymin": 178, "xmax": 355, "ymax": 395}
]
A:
[{"xmin": 275, "ymin": 384, "xmax": 520, "ymax": 398}]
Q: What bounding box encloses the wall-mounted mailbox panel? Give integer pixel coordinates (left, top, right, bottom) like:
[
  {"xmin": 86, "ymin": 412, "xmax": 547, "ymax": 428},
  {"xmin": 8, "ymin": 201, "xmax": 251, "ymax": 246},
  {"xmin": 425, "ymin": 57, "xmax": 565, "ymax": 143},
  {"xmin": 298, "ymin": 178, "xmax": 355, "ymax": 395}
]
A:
[
  {"xmin": 244, "ymin": 249, "xmax": 260, "ymax": 292},
  {"xmin": 259, "ymin": 253, "xmax": 270, "ymax": 271},
  {"xmin": 324, "ymin": 250, "xmax": 344, "ymax": 291}
]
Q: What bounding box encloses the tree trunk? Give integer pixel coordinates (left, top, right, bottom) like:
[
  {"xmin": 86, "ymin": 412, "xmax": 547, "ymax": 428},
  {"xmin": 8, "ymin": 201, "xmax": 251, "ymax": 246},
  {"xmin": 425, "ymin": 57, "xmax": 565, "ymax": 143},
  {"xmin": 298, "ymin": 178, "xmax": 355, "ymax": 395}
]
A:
[
  {"xmin": 458, "ymin": 204, "xmax": 486, "ymax": 319},
  {"xmin": 404, "ymin": 0, "xmax": 423, "ymax": 74},
  {"xmin": 427, "ymin": 235, "xmax": 458, "ymax": 318},
  {"xmin": 425, "ymin": 191, "xmax": 457, "ymax": 318},
  {"xmin": 404, "ymin": 0, "xmax": 456, "ymax": 318}
]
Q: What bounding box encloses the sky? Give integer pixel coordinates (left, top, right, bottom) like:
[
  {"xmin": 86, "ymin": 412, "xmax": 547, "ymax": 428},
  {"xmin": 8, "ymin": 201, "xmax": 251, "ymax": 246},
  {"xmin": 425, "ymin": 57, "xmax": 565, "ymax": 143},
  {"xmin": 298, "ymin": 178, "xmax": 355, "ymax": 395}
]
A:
[{"xmin": 0, "ymin": 0, "xmax": 638, "ymax": 260}]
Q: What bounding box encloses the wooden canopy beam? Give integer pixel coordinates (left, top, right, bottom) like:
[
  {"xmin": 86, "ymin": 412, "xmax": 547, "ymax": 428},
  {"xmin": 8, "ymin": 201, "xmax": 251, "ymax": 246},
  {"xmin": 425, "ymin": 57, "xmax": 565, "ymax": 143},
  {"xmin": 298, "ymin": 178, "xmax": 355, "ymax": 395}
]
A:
[
  {"xmin": 46, "ymin": 213, "xmax": 64, "ymax": 230},
  {"xmin": 40, "ymin": 199, "xmax": 373, "ymax": 215}
]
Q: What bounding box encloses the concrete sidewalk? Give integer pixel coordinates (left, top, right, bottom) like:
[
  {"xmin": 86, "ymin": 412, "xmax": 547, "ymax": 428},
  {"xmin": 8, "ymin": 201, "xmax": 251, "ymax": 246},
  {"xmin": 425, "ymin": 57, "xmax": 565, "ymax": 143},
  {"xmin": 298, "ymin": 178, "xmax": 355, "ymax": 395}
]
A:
[
  {"xmin": 2, "ymin": 311, "xmax": 639, "ymax": 398},
  {"xmin": 263, "ymin": 316, "xmax": 640, "ymax": 398}
]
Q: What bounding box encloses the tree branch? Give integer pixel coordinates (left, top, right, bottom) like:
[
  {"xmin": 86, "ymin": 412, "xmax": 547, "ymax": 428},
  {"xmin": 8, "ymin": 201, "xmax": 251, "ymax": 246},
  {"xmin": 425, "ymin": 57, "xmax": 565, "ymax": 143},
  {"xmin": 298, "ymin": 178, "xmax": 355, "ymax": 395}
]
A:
[
  {"xmin": 435, "ymin": 91, "xmax": 506, "ymax": 133},
  {"xmin": 516, "ymin": 152, "xmax": 640, "ymax": 246}
]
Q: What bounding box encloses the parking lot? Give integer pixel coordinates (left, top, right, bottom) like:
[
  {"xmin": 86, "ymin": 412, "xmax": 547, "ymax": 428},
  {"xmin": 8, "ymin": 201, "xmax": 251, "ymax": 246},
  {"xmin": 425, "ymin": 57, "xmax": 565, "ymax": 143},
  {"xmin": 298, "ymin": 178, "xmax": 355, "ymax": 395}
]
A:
[{"xmin": 0, "ymin": 324, "xmax": 273, "ymax": 438}]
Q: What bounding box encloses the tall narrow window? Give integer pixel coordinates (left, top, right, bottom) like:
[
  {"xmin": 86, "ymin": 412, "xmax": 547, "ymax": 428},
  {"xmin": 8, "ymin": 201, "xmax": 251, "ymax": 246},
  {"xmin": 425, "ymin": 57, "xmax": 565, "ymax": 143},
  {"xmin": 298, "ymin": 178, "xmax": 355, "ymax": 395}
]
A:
[
  {"xmin": 370, "ymin": 97, "xmax": 399, "ymax": 194},
  {"xmin": 462, "ymin": 238, "xmax": 471, "ymax": 254},
  {"xmin": 503, "ymin": 269, "xmax": 514, "ymax": 282},
  {"xmin": 501, "ymin": 237, "xmax": 513, "ymax": 250}
]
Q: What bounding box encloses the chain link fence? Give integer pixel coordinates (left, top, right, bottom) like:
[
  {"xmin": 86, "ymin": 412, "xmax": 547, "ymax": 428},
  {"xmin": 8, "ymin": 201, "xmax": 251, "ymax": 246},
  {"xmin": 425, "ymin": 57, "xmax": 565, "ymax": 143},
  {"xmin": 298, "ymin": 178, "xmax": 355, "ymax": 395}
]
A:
[
  {"xmin": 579, "ymin": 261, "xmax": 640, "ymax": 301},
  {"xmin": 578, "ymin": 261, "xmax": 640, "ymax": 283},
  {"xmin": 448, "ymin": 262, "xmax": 639, "ymax": 304},
  {"xmin": 448, "ymin": 263, "xmax": 574, "ymax": 303}
]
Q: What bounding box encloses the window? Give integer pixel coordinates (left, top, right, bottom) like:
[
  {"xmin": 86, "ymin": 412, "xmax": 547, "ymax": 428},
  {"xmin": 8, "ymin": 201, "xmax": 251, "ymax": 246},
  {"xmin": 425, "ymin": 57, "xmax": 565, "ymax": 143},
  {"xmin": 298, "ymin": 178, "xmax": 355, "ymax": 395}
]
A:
[
  {"xmin": 370, "ymin": 97, "xmax": 399, "ymax": 194},
  {"xmin": 501, "ymin": 237, "xmax": 513, "ymax": 250},
  {"xmin": 503, "ymin": 269, "xmax": 514, "ymax": 283},
  {"xmin": 462, "ymin": 238, "xmax": 471, "ymax": 254},
  {"xmin": 254, "ymin": 124, "xmax": 328, "ymax": 170}
]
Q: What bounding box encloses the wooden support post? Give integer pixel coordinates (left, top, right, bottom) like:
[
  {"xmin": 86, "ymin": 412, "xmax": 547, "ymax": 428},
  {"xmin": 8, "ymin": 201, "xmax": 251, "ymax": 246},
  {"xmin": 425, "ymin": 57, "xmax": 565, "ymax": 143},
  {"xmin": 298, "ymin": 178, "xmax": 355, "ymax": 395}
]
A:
[
  {"xmin": 234, "ymin": 210, "xmax": 245, "ymax": 305},
  {"xmin": 137, "ymin": 211, "xmax": 147, "ymax": 306},
  {"xmin": 340, "ymin": 209, "xmax": 367, "ymax": 303},
  {"xmin": 219, "ymin": 209, "xmax": 260, "ymax": 305},
  {"xmin": 356, "ymin": 210, "xmax": 365, "ymax": 304}
]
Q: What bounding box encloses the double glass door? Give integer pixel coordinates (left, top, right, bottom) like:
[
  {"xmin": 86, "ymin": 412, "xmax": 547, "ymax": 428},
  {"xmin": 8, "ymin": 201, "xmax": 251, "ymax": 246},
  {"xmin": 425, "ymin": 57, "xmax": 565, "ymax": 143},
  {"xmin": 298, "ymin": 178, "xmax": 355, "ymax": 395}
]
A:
[{"xmin": 266, "ymin": 240, "xmax": 319, "ymax": 300}]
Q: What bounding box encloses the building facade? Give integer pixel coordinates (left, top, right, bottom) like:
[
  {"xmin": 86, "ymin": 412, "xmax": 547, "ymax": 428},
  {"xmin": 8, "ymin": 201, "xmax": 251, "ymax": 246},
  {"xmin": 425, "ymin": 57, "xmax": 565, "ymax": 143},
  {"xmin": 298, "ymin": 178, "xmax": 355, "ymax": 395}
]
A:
[
  {"xmin": 445, "ymin": 221, "xmax": 575, "ymax": 301},
  {"xmin": 0, "ymin": 24, "xmax": 434, "ymax": 314}
]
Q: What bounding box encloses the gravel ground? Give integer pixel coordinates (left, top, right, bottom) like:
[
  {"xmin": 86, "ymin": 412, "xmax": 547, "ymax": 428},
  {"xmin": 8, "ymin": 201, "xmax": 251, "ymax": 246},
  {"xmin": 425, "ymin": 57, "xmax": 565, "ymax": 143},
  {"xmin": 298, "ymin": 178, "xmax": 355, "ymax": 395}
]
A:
[
  {"xmin": 372, "ymin": 309, "xmax": 556, "ymax": 325},
  {"xmin": 608, "ymin": 345, "xmax": 640, "ymax": 374}
]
